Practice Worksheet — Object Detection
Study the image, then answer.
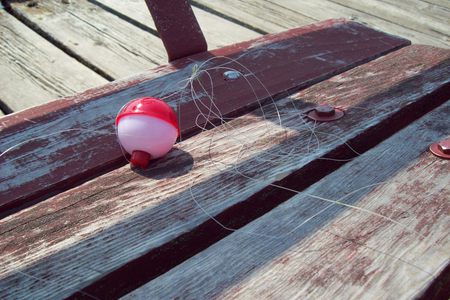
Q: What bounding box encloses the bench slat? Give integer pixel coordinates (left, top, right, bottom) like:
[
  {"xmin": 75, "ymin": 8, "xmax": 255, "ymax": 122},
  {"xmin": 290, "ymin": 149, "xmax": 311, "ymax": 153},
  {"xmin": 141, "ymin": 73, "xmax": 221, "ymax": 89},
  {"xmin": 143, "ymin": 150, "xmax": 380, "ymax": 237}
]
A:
[
  {"xmin": 124, "ymin": 99, "xmax": 450, "ymax": 300},
  {"xmin": 0, "ymin": 19, "xmax": 408, "ymax": 212},
  {"xmin": 0, "ymin": 45, "xmax": 448, "ymax": 300}
]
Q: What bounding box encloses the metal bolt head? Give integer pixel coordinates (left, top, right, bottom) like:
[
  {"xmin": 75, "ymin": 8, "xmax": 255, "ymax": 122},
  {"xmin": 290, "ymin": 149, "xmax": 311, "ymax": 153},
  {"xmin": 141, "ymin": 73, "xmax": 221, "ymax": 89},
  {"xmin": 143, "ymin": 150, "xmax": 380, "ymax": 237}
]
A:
[
  {"xmin": 223, "ymin": 70, "xmax": 241, "ymax": 81},
  {"xmin": 429, "ymin": 138, "xmax": 450, "ymax": 159},
  {"xmin": 307, "ymin": 104, "xmax": 344, "ymax": 122},
  {"xmin": 314, "ymin": 105, "xmax": 336, "ymax": 117},
  {"xmin": 437, "ymin": 139, "xmax": 450, "ymax": 154}
]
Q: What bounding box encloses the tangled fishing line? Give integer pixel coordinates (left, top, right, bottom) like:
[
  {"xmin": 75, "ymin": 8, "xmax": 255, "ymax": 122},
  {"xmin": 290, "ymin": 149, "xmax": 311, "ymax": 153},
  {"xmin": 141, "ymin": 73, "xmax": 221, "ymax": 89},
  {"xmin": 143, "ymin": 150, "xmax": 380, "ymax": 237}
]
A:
[{"xmin": 0, "ymin": 55, "xmax": 447, "ymax": 299}]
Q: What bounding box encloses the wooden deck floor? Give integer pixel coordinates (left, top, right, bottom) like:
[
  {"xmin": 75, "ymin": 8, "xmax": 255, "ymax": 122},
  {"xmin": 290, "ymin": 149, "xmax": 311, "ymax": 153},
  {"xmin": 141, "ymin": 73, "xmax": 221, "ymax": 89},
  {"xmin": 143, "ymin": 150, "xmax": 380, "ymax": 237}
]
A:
[{"xmin": 0, "ymin": 0, "xmax": 448, "ymax": 115}]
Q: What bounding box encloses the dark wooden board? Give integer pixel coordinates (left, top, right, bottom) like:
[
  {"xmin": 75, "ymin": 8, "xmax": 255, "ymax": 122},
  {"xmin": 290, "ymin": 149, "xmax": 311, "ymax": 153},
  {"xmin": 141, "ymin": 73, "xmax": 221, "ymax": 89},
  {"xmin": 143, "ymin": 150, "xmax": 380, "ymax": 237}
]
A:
[
  {"xmin": 0, "ymin": 45, "xmax": 448, "ymax": 300},
  {"xmin": 124, "ymin": 100, "xmax": 450, "ymax": 300},
  {"xmin": 0, "ymin": 19, "xmax": 409, "ymax": 212}
]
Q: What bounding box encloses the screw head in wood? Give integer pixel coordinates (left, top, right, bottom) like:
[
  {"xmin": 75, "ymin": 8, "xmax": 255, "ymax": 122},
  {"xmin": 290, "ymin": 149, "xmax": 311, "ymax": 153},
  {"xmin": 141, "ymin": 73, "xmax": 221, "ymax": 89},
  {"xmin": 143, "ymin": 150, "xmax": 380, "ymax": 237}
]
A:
[
  {"xmin": 223, "ymin": 70, "xmax": 241, "ymax": 81},
  {"xmin": 429, "ymin": 138, "xmax": 450, "ymax": 159},
  {"xmin": 307, "ymin": 104, "xmax": 344, "ymax": 122}
]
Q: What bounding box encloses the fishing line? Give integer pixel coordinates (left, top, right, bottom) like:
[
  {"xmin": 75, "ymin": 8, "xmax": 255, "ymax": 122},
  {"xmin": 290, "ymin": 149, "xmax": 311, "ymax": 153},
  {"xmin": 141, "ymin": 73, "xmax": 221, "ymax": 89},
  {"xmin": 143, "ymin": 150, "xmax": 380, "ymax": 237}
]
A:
[
  {"xmin": 0, "ymin": 53, "xmax": 446, "ymax": 300},
  {"xmin": 180, "ymin": 56, "xmax": 448, "ymax": 279}
]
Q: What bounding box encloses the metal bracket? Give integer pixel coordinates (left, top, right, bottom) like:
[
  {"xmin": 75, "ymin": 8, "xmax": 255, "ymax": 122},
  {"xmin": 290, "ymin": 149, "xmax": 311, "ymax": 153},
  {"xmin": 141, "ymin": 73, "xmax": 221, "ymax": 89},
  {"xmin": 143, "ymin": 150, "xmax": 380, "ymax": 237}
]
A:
[{"xmin": 145, "ymin": 0, "xmax": 208, "ymax": 62}]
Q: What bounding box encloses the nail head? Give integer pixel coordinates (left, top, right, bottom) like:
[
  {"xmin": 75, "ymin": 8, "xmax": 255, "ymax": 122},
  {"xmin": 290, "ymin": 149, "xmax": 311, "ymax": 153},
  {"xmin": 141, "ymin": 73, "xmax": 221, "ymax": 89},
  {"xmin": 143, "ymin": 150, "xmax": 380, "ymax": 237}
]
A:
[{"xmin": 223, "ymin": 70, "xmax": 241, "ymax": 81}]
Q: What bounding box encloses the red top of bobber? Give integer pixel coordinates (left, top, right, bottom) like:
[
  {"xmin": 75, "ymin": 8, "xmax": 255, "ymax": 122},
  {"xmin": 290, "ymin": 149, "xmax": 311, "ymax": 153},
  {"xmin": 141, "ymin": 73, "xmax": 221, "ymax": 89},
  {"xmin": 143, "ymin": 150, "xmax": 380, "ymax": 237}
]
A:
[{"xmin": 116, "ymin": 97, "xmax": 179, "ymax": 135}]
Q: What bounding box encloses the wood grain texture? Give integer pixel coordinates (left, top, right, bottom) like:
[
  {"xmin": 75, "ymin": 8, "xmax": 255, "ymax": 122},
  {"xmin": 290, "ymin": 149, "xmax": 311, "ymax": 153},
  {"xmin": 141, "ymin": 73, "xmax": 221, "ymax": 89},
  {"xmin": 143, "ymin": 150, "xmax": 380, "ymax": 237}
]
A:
[
  {"xmin": 422, "ymin": 0, "xmax": 450, "ymax": 9},
  {"xmin": 193, "ymin": 0, "xmax": 450, "ymax": 44},
  {"xmin": 8, "ymin": 0, "xmax": 167, "ymax": 79},
  {"xmin": 0, "ymin": 9, "xmax": 106, "ymax": 112},
  {"xmin": 0, "ymin": 45, "xmax": 449, "ymax": 300},
  {"xmin": 330, "ymin": 0, "xmax": 449, "ymax": 46},
  {"xmin": 272, "ymin": 0, "xmax": 448, "ymax": 48},
  {"xmin": 192, "ymin": 0, "xmax": 316, "ymax": 33},
  {"xmin": 95, "ymin": 0, "xmax": 260, "ymax": 50},
  {"xmin": 125, "ymin": 100, "xmax": 450, "ymax": 300},
  {"xmin": 0, "ymin": 19, "xmax": 408, "ymax": 212},
  {"xmin": 380, "ymin": 0, "xmax": 450, "ymax": 23}
]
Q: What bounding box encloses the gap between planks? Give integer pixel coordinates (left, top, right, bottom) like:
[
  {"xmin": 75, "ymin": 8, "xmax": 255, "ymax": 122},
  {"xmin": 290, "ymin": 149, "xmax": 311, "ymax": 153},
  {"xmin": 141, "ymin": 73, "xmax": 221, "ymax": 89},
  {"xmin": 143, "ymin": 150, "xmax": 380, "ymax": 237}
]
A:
[{"xmin": 0, "ymin": 45, "xmax": 448, "ymax": 300}]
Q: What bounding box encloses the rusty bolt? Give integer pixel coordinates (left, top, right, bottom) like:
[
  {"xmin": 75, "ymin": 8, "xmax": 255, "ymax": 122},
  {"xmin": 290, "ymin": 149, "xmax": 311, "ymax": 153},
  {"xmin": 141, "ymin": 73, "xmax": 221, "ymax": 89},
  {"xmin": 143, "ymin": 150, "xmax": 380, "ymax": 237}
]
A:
[
  {"xmin": 437, "ymin": 139, "xmax": 450, "ymax": 154},
  {"xmin": 315, "ymin": 105, "xmax": 335, "ymax": 117},
  {"xmin": 429, "ymin": 138, "xmax": 450, "ymax": 159},
  {"xmin": 307, "ymin": 104, "xmax": 344, "ymax": 122}
]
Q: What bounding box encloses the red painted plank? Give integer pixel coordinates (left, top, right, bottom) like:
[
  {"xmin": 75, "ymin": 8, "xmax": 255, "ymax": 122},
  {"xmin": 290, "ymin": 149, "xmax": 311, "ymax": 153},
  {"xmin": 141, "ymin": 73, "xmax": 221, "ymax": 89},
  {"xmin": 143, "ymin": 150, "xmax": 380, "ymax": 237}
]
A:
[
  {"xmin": 0, "ymin": 19, "xmax": 409, "ymax": 213},
  {"xmin": 145, "ymin": 0, "xmax": 208, "ymax": 61}
]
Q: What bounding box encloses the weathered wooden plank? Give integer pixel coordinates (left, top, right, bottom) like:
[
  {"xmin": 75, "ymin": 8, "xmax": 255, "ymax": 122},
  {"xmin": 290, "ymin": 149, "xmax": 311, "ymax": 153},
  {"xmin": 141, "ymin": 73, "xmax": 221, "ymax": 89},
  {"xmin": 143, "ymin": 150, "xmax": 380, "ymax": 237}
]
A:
[
  {"xmin": 7, "ymin": 0, "xmax": 258, "ymax": 80},
  {"xmin": 380, "ymin": 0, "xmax": 450, "ymax": 23},
  {"xmin": 0, "ymin": 45, "xmax": 448, "ymax": 300},
  {"xmin": 124, "ymin": 100, "xmax": 450, "ymax": 300},
  {"xmin": 331, "ymin": 0, "xmax": 449, "ymax": 46},
  {"xmin": 193, "ymin": 0, "xmax": 450, "ymax": 43},
  {"xmin": 421, "ymin": 0, "xmax": 450, "ymax": 9},
  {"xmin": 0, "ymin": 20, "xmax": 408, "ymax": 212},
  {"xmin": 7, "ymin": 0, "xmax": 167, "ymax": 79},
  {"xmin": 192, "ymin": 0, "xmax": 316, "ymax": 33},
  {"xmin": 0, "ymin": 9, "xmax": 106, "ymax": 112},
  {"xmin": 94, "ymin": 0, "xmax": 260, "ymax": 50},
  {"xmin": 273, "ymin": 0, "xmax": 448, "ymax": 47}
]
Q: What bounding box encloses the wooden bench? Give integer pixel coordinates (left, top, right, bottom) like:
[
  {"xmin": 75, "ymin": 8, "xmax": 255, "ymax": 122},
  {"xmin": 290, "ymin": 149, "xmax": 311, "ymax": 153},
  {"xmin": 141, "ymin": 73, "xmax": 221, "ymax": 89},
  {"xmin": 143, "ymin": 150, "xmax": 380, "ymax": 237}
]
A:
[{"xmin": 0, "ymin": 1, "xmax": 449, "ymax": 299}]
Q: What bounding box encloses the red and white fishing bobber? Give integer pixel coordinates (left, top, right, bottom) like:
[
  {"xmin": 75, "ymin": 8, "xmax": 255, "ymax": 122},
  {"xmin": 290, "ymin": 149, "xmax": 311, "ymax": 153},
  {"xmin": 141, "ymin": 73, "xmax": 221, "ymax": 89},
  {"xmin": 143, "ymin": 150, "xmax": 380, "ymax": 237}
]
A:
[{"xmin": 116, "ymin": 97, "xmax": 179, "ymax": 169}]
